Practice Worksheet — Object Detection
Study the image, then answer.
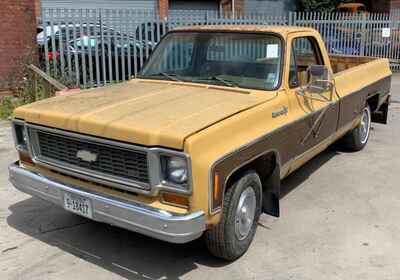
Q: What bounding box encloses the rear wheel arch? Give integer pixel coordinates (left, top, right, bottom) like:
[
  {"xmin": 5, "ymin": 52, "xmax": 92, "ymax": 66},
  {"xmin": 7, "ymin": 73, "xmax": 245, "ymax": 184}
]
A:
[
  {"xmin": 366, "ymin": 93, "xmax": 380, "ymax": 113},
  {"xmin": 367, "ymin": 92, "xmax": 390, "ymax": 124},
  {"xmin": 338, "ymin": 104, "xmax": 371, "ymax": 151}
]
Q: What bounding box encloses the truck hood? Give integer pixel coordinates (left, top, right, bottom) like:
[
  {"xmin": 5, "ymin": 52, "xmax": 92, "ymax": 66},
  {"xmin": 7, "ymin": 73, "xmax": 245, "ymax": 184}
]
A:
[{"xmin": 14, "ymin": 80, "xmax": 271, "ymax": 149}]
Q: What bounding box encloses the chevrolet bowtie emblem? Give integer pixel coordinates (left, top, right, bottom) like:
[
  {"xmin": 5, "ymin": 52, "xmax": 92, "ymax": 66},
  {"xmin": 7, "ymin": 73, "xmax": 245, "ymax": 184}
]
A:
[{"xmin": 76, "ymin": 150, "xmax": 98, "ymax": 163}]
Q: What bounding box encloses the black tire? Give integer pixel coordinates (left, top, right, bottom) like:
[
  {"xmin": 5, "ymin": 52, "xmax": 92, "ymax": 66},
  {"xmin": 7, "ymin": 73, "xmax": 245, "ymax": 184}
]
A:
[
  {"xmin": 204, "ymin": 170, "xmax": 262, "ymax": 261},
  {"xmin": 339, "ymin": 105, "xmax": 372, "ymax": 152}
]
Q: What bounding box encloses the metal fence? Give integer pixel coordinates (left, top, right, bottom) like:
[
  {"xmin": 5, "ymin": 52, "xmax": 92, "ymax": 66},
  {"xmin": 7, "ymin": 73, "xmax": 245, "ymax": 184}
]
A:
[{"xmin": 39, "ymin": 8, "xmax": 400, "ymax": 88}]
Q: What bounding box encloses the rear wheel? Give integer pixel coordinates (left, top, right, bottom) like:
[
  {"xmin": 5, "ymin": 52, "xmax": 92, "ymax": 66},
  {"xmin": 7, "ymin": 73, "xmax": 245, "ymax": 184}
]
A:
[
  {"xmin": 339, "ymin": 105, "xmax": 371, "ymax": 151},
  {"xmin": 204, "ymin": 171, "xmax": 262, "ymax": 261}
]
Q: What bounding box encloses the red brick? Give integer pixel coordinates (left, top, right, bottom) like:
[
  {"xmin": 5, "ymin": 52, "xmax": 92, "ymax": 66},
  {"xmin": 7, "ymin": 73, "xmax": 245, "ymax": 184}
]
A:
[
  {"xmin": 0, "ymin": 0, "xmax": 37, "ymax": 90},
  {"xmin": 392, "ymin": 0, "xmax": 400, "ymax": 9},
  {"xmin": 159, "ymin": 0, "xmax": 169, "ymax": 20},
  {"xmin": 220, "ymin": 0, "xmax": 244, "ymax": 16},
  {"xmin": 34, "ymin": 0, "xmax": 41, "ymax": 19}
]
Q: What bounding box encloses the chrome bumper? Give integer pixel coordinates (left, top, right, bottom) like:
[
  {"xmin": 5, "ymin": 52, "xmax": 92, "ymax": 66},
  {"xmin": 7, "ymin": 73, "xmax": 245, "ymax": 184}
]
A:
[{"xmin": 8, "ymin": 163, "xmax": 205, "ymax": 243}]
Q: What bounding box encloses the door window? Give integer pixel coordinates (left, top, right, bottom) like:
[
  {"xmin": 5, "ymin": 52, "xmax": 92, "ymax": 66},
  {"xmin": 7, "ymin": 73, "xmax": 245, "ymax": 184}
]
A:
[{"xmin": 289, "ymin": 37, "xmax": 324, "ymax": 88}]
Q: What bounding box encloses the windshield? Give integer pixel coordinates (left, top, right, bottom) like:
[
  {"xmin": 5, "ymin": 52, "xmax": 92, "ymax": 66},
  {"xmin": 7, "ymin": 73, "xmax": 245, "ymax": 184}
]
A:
[{"xmin": 140, "ymin": 32, "xmax": 283, "ymax": 90}]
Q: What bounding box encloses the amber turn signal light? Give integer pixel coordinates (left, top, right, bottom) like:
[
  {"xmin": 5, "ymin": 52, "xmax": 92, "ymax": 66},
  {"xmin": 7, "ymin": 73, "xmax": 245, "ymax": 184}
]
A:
[
  {"xmin": 162, "ymin": 193, "xmax": 190, "ymax": 208},
  {"xmin": 213, "ymin": 173, "xmax": 219, "ymax": 201}
]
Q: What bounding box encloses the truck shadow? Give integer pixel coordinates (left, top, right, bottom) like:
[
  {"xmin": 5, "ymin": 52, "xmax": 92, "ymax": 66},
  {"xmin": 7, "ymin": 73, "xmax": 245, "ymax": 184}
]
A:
[
  {"xmin": 6, "ymin": 148, "xmax": 340, "ymax": 280},
  {"xmin": 6, "ymin": 198, "xmax": 226, "ymax": 280},
  {"xmin": 280, "ymin": 147, "xmax": 340, "ymax": 199}
]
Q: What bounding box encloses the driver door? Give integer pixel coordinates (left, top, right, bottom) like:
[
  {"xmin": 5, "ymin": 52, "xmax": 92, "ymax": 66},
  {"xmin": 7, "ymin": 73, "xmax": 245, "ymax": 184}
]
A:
[{"xmin": 286, "ymin": 34, "xmax": 340, "ymax": 171}]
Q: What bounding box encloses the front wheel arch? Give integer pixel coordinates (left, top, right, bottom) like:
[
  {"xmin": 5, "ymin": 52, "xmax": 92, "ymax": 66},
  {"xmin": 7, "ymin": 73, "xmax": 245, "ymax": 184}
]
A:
[{"xmin": 222, "ymin": 151, "xmax": 281, "ymax": 217}]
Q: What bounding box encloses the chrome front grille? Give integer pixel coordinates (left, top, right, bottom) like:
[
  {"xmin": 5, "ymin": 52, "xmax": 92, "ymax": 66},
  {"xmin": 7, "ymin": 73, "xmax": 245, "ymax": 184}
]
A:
[{"xmin": 28, "ymin": 126, "xmax": 150, "ymax": 189}]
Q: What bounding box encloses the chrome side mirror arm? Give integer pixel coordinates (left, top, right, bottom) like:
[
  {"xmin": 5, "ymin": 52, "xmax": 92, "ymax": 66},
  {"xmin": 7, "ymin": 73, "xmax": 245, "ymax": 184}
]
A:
[{"xmin": 295, "ymin": 86, "xmax": 332, "ymax": 102}]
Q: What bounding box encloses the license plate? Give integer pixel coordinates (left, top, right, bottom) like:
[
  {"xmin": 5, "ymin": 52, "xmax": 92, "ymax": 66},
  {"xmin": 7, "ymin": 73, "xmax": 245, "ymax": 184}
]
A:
[{"xmin": 63, "ymin": 192, "xmax": 93, "ymax": 219}]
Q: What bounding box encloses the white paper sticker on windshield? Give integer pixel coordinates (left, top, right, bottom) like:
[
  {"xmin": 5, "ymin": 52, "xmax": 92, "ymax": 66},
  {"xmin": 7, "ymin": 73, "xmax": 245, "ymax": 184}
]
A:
[
  {"xmin": 266, "ymin": 44, "xmax": 279, "ymax": 59},
  {"xmin": 382, "ymin": 28, "xmax": 391, "ymax": 38}
]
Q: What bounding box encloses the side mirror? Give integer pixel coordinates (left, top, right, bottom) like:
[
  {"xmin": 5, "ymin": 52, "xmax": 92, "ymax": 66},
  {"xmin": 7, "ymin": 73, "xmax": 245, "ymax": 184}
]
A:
[{"xmin": 307, "ymin": 65, "xmax": 333, "ymax": 94}]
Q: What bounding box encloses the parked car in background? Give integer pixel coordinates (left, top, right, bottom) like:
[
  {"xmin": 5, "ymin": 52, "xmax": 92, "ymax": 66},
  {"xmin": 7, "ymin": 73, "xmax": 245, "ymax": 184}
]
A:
[
  {"xmin": 135, "ymin": 21, "xmax": 170, "ymax": 55},
  {"xmin": 37, "ymin": 23, "xmax": 116, "ymax": 46},
  {"xmin": 325, "ymin": 32, "xmax": 362, "ymax": 56},
  {"xmin": 135, "ymin": 21, "xmax": 169, "ymax": 42},
  {"xmin": 37, "ymin": 23, "xmax": 120, "ymax": 65},
  {"xmin": 38, "ymin": 22, "xmax": 165, "ymax": 83},
  {"xmin": 67, "ymin": 34, "xmax": 146, "ymax": 83}
]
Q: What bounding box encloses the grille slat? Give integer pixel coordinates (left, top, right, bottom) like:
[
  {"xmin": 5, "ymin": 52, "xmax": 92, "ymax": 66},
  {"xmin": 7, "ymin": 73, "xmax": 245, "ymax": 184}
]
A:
[{"xmin": 33, "ymin": 129, "xmax": 150, "ymax": 187}]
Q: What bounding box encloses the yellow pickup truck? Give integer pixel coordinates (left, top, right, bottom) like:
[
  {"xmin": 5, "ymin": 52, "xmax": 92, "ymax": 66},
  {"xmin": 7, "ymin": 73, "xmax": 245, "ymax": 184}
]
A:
[{"xmin": 9, "ymin": 25, "xmax": 391, "ymax": 260}]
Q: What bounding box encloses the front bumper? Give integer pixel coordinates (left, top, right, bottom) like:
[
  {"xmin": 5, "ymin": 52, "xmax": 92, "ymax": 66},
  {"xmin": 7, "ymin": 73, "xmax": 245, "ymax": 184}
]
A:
[{"xmin": 8, "ymin": 162, "xmax": 205, "ymax": 243}]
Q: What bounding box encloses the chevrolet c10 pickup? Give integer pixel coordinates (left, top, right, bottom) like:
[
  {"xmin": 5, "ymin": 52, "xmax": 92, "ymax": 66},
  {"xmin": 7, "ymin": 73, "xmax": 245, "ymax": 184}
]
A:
[{"xmin": 9, "ymin": 25, "xmax": 391, "ymax": 260}]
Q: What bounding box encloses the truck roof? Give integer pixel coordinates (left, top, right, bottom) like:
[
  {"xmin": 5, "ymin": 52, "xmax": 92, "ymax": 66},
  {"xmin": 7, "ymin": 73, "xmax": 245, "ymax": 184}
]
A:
[{"xmin": 174, "ymin": 25, "xmax": 317, "ymax": 36}]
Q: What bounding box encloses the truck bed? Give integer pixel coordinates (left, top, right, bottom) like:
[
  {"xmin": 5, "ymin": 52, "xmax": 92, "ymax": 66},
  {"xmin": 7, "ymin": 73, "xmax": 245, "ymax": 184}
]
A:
[
  {"xmin": 332, "ymin": 55, "xmax": 391, "ymax": 94},
  {"xmin": 330, "ymin": 55, "xmax": 377, "ymax": 73},
  {"xmin": 332, "ymin": 55, "xmax": 392, "ymax": 124}
]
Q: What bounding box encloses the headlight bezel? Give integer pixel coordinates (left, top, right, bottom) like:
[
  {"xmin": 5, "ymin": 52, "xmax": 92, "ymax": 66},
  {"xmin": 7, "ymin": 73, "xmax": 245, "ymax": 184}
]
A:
[
  {"xmin": 153, "ymin": 151, "xmax": 192, "ymax": 194},
  {"xmin": 161, "ymin": 155, "xmax": 189, "ymax": 185},
  {"xmin": 11, "ymin": 119, "xmax": 29, "ymax": 152}
]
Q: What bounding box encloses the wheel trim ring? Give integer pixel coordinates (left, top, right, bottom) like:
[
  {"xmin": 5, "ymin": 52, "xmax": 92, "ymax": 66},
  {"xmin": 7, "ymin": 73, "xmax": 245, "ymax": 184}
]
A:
[
  {"xmin": 235, "ymin": 187, "xmax": 257, "ymax": 241},
  {"xmin": 360, "ymin": 107, "xmax": 371, "ymax": 145}
]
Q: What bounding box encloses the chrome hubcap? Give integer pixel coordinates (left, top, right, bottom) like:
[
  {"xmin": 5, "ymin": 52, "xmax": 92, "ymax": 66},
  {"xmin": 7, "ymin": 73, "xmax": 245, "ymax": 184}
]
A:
[
  {"xmin": 235, "ymin": 187, "xmax": 256, "ymax": 240},
  {"xmin": 360, "ymin": 107, "xmax": 371, "ymax": 144}
]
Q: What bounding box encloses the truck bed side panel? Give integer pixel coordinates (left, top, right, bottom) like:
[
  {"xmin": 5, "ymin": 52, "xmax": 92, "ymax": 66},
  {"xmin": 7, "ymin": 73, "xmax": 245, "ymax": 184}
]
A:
[{"xmin": 334, "ymin": 58, "xmax": 392, "ymax": 129}]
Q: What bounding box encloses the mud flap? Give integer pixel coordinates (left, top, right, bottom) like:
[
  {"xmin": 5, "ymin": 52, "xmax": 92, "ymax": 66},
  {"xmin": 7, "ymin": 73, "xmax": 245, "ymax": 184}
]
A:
[
  {"xmin": 262, "ymin": 164, "xmax": 280, "ymax": 217},
  {"xmin": 372, "ymin": 102, "xmax": 389, "ymax": 124}
]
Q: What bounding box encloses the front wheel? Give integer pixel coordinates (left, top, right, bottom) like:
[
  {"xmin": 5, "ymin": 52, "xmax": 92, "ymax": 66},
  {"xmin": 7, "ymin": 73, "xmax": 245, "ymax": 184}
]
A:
[
  {"xmin": 339, "ymin": 105, "xmax": 371, "ymax": 151},
  {"xmin": 204, "ymin": 171, "xmax": 262, "ymax": 261}
]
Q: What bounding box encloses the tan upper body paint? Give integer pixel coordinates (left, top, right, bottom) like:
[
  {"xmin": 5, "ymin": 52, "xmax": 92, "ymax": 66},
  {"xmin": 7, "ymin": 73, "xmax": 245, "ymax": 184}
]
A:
[{"xmin": 13, "ymin": 25, "xmax": 392, "ymax": 225}]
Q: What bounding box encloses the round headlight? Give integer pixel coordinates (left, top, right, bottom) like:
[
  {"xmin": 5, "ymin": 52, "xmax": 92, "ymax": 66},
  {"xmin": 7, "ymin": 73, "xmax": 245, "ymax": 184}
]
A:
[{"xmin": 166, "ymin": 156, "xmax": 188, "ymax": 184}]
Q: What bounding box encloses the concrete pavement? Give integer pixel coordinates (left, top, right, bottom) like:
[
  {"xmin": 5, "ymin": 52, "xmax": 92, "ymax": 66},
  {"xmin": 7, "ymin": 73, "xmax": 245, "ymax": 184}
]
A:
[{"xmin": 0, "ymin": 76, "xmax": 400, "ymax": 280}]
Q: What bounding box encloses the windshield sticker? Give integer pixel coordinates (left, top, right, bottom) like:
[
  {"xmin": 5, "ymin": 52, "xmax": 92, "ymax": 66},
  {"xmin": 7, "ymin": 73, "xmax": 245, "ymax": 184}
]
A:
[{"xmin": 266, "ymin": 44, "xmax": 279, "ymax": 59}]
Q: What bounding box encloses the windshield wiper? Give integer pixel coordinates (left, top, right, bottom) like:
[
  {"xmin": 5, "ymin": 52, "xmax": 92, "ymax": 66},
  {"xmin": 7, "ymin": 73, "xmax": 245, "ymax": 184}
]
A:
[
  {"xmin": 141, "ymin": 72, "xmax": 183, "ymax": 82},
  {"xmin": 191, "ymin": 76, "xmax": 238, "ymax": 87}
]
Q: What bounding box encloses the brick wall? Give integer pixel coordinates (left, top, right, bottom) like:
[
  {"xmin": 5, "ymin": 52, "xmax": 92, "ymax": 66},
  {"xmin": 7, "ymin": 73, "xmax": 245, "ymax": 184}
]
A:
[
  {"xmin": 159, "ymin": 0, "xmax": 169, "ymax": 19},
  {"xmin": 367, "ymin": 0, "xmax": 400, "ymax": 12},
  {"xmin": 0, "ymin": 0, "xmax": 37, "ymax": 90},
  {"xmin": 368, "ymin": 0, "xmax": 391, "ymax": 13},
  {"xmin": 34, "ymin": 0, "xmax": 41, "ymax": 20},
  {"xmin": 392, "ymin": 0, "xmax": 400, "ymax": 9},
  {"xmin": 221, "ymin": 0, "xmax": 244, "ymax": 16}
]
